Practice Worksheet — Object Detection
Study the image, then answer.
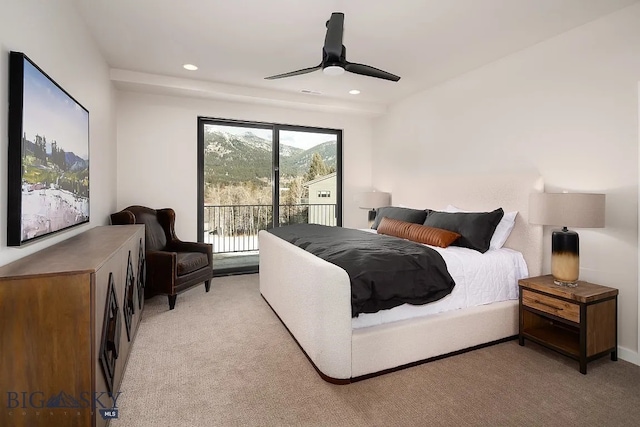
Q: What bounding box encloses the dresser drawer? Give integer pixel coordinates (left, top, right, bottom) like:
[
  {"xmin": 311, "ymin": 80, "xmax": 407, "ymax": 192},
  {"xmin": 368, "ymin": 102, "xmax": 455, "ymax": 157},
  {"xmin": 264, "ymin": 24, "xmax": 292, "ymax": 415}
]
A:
[{"xmin": 522, "ymin": 289, "xmax": 580, "ymax": 323}]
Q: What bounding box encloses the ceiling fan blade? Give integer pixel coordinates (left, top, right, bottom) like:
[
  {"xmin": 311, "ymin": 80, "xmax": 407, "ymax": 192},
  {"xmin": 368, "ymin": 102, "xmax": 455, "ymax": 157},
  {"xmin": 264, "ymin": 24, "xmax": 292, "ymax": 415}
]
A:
[
  {"xmin": 324, "ymin": 12, "xmax": 344, "ymax": 58},
  {"xmin": 264, "ymin": 64, "xmax": 322, "ymax": 80},
  {"xmin": 344, "ymin": 62, "xmax": 401, "ymax": 82}
]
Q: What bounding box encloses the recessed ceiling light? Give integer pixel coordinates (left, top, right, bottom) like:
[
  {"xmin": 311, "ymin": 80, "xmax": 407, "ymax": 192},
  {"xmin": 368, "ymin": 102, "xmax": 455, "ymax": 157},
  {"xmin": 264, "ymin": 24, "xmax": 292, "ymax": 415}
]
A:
[
  {"xmin": 183, "ymin": 64, "xmax": 198, "ymax": 71},
  {"xmin": 349, "ymin": 89, "xmax": 361, "ymax": 95}
]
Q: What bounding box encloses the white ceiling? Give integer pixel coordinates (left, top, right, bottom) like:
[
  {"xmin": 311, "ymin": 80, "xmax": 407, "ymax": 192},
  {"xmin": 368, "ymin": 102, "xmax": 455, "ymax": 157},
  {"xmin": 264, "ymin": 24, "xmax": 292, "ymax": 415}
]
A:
[{"xmin": 73, "ymin": 0, "xmax": 638, "ymax": 114}]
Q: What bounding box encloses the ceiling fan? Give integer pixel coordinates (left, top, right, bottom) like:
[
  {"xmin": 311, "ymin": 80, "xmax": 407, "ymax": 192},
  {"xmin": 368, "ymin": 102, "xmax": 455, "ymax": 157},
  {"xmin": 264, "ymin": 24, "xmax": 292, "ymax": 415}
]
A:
[{"xmin": 265, "ymin": 12, "xmax": 400, "ymax": 82}]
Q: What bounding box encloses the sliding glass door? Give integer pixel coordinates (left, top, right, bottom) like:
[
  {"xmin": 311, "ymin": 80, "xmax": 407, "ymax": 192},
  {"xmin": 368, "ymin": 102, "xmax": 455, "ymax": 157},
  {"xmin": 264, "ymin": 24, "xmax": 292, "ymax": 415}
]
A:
[
  {"xmin": 198, "ymin": 118, "xmax": 342, "ymax": 275},
  {"xmin": 277, "ymin": 128, "xmax": 339, "ymax": 228}
]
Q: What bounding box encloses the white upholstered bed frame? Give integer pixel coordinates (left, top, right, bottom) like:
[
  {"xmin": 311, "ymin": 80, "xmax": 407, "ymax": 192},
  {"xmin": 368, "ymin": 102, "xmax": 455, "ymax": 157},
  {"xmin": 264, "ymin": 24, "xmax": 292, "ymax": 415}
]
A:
[{"xmin": 259, "ymin": 173, "xmax": 543, "ymax": 382}]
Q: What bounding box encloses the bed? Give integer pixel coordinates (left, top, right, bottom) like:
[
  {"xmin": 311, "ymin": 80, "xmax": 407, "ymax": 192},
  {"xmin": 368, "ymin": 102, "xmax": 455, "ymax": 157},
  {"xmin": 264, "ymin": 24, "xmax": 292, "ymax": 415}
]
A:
[{"xmin": 259, "ymin": 173, "xmax": 543, "ymax": 383}]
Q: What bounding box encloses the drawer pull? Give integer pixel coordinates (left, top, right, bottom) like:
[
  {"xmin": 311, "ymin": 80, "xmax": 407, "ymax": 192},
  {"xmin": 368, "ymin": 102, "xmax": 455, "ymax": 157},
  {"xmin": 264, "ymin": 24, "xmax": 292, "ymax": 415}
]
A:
[{"xmin": 534, "ymin": 299, "xmax": 562, "ymax": 310}]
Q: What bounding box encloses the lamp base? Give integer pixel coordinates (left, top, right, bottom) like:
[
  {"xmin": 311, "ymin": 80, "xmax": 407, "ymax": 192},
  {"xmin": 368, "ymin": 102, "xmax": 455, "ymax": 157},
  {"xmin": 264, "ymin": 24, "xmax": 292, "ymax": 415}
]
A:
[
  {"xmin": 366, "ymin": 209, "xmax": 377, "ymax": 228},
  {"xmin": 551, "ymin": 227, "xmax": 579, "ymax": 287}
]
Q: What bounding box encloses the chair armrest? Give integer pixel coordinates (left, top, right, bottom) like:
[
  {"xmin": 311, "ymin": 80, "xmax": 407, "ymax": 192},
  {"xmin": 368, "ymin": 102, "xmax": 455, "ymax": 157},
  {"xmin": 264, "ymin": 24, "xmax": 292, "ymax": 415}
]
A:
[
  {"xmin": 146, "ymin": 250, "xmax": 177, "ymax": 292},
  {"xmin": 110, "ymin": 210, "xmax": 135, "ymax": 225},
  {"xmin": 154, "ymin": 208, "xmax": 212, "ymax": 264}
]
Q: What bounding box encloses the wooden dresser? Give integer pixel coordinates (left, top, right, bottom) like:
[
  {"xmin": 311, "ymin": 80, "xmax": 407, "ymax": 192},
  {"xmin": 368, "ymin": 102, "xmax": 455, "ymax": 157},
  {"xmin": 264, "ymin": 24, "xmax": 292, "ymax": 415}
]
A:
[{"xmin": 0, "ymin": 225, "xmax": 145, "ymax": 427}]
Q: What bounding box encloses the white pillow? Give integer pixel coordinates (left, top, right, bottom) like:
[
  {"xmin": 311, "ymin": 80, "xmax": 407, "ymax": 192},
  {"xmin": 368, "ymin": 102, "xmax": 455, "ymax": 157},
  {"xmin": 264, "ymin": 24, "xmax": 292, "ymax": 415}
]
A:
[{"xmin": 443, "ymin": 205, "xmax": 517, "ymax": 250}]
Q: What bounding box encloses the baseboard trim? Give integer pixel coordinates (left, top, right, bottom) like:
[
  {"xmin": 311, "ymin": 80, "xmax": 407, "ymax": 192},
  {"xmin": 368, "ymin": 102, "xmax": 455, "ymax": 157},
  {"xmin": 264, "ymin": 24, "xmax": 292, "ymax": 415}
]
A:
[{"xmin": 618, "ymin": 346, "xmax": 640, "ymax": 366}]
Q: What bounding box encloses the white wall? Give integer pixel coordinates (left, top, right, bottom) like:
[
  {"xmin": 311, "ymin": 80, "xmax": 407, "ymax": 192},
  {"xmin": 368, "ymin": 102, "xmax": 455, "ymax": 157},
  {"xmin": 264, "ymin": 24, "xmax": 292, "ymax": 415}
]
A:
[
  {"xmin": 373, "ymin": 4, "xmax": 640, "ymax": 362},
  {"xmin": 115, "ymin": 90, "xmax": 374, "ymax": 239},
  {"xmin": 0, "ymin": 0, "xmax": 117, "ymax": 266}
]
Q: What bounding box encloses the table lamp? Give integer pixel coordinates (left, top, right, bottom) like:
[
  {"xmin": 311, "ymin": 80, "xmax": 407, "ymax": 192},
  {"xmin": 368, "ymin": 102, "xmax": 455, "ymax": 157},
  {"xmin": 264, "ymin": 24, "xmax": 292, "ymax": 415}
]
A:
[
  {"xmin": 358, "ymin": 191, "xmax": 391, "ymax": 225},
  {"xmin": 529, "ymin": 192, "xmax": 605, "ymax": 287}
]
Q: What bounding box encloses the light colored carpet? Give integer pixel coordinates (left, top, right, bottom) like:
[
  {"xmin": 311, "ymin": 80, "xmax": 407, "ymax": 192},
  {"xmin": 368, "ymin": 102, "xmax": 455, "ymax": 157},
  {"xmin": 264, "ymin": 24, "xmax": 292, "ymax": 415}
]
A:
[{"xmin": 114, "ymin": 274, "xmax": 640, "ymax": 427}]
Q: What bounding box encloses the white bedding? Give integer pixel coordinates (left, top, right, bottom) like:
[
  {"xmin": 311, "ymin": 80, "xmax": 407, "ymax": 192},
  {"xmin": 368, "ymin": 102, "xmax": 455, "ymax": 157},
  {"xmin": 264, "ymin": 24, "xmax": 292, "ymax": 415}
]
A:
[{"xmin": 351, "ymin": 231, "xmax": 528, "ymax": 329}]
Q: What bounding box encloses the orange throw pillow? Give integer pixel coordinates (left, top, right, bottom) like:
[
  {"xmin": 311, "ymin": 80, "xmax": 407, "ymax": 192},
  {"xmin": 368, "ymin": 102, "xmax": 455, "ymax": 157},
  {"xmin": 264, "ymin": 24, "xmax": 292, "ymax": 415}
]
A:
[{"xmin": 377, "ymin": 217, "xmax": 461, "ymax": 248}]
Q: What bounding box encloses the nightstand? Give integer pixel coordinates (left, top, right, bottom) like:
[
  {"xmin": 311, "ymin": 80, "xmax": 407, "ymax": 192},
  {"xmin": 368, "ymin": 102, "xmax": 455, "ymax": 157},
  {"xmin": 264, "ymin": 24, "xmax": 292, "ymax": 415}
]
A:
[{"xmin": 518, "ymin": 274, "xmax": 618, "ymax": 374}]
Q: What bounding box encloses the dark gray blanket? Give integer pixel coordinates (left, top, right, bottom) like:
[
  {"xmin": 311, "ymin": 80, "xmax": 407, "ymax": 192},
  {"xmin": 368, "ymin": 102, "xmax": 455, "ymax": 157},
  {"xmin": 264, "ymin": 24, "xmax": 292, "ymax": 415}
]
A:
[{"xmin": 267, "ymin": 224, "xmax": 455, "ymax": 317}]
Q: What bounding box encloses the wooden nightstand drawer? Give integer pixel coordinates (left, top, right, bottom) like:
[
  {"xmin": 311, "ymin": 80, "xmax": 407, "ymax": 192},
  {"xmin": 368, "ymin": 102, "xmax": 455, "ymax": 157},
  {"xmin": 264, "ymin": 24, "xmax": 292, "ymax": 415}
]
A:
[{"xmin": 522, "ymin": 289, "xmax": 579, "ymax": 323}]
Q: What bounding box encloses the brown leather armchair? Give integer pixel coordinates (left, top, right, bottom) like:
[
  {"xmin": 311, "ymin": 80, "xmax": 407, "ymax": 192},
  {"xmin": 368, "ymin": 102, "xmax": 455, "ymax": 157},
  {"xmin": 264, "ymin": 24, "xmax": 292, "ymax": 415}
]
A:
[{"xmin": 110, "ymin": 205, "xmax": 213, "ymax": 310}]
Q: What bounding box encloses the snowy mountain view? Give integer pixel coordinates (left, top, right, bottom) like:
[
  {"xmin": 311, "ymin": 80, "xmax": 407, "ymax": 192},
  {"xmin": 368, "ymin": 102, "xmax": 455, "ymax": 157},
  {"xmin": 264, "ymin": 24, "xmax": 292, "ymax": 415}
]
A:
[
  {"xmin": 19, "ymin": 133, "xmax": 89, "ymax": 241},
  {"xmin": 203, "ymin": 129, "xmax": 336, "ymax": 186}
]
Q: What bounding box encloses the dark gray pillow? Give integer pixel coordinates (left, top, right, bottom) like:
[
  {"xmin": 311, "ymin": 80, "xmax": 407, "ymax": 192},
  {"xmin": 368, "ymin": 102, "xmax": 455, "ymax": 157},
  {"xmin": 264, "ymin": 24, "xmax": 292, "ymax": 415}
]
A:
[
  {"xmin": 422, "ymin": 208, "xmax": 504, "ymax": 253},
  {"xmin": 371, "ymin": 206, "xmax": 430, "ymax": 230}
]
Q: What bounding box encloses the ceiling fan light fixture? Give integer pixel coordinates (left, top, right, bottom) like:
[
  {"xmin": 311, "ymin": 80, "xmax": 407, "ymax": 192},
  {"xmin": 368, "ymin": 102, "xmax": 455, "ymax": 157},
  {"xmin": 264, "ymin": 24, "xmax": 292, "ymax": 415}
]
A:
[
  {"xmin": 264, "ymin": 13, "xmax": 400, "ymax": 82},
  {"xmin": 322, "ymin": 65, "xmax": 345, "ymax": 76}
]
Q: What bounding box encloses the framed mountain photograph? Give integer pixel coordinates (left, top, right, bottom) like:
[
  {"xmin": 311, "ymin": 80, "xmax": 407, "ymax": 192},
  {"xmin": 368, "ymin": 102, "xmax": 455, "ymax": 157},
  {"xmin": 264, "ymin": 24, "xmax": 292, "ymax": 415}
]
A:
[{"xmin": 7, "ymin": 51, "xmax": 89, "ymax": 246}]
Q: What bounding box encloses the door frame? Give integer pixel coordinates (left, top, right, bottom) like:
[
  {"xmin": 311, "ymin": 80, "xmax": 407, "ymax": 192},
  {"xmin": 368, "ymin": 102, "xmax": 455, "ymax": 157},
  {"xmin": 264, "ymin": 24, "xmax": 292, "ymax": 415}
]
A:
[
  {"xmin": 273, "ymin": 123, "xmax": 343, "ymax": 229},
  {"xmin": 197, "ymin": 116, "xmax": 343, "ymax": 243}
]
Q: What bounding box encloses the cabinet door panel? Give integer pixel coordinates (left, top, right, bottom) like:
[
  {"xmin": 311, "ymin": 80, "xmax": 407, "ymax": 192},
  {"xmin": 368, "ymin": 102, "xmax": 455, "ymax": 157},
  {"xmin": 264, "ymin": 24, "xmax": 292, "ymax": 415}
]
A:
[{"xmin": 0, "ymin": 273, "xmax": 92, "ymax": 427}]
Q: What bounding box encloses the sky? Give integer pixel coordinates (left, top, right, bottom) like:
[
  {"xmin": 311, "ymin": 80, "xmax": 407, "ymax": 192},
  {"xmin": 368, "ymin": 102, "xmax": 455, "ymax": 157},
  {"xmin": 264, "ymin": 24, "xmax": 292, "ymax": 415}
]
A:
[
  {"xmin": 208, "ymin": 124, "xmax": 336, "ymax": 150},
  {"xmin": 21, "ymin": 57, "xmax": 89, "ymax": 159}
]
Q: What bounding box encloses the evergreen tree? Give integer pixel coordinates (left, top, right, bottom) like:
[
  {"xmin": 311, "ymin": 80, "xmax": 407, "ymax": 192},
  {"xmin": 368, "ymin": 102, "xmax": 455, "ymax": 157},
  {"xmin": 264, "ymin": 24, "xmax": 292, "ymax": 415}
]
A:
[
  {"xmin": 59, "ymin": 147, "xmax": 67, "ymax": 171},
  {"xmin": 283, "ymin": 177, "xmax": 303, "ymax": 206},
  {"xmin": 41, "ymin": 136, "xmax": 47, "ymax": 165},
  {"xmin": 304, "ymin": 153, "xmax": 328, "ymax": 183}
]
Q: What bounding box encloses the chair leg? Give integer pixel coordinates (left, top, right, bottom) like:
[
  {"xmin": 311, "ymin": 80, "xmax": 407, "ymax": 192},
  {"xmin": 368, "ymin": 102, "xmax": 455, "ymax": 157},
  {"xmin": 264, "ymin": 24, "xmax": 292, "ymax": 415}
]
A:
[
  {"xmin": 205, "ymin": 280, "xmax": 211, "ymax": 292},
  {"xmin": 168, "ymin": 294, "xmax": 177, "ymax": 310}
]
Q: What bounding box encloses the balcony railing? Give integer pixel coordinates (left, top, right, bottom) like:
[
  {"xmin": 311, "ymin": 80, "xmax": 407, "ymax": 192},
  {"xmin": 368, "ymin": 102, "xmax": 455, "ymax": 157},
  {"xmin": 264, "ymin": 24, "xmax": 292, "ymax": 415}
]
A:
[{"xmin": 204, "ymin": 204, "xmax": 336, "ymax": 253}]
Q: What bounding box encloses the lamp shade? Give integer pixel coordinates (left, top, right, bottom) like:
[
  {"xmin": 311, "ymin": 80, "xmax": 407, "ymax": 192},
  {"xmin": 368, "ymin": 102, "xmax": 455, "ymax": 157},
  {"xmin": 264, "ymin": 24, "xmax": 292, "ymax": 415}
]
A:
[
  {"xmin": 529, "ymin": 193, "xmax": 605, "ymax": 228},
  {"xmin": 358, "ymin": 191, "xmax": 391, "ymax": 209}
]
